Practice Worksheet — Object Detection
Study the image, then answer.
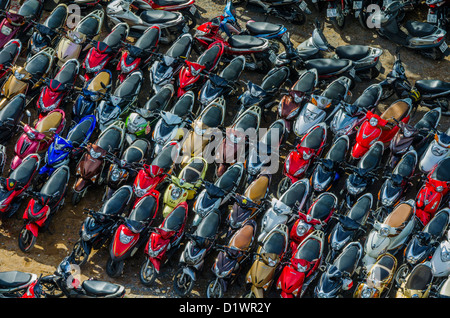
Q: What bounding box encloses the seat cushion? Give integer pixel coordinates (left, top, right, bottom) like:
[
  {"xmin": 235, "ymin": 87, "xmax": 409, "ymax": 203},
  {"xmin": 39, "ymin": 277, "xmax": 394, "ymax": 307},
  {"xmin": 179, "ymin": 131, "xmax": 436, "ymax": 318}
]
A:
[
  {"xmin": 35, "ymin": 111, "xmax": 63, "ymax": 132},
  {"xmin": 381, "ymin": 101, "xmax": 409, "ymax": 123},
  {"xmin": 304, "ymin": 58, "xmax": 351, "ymax": 75},
  {"xmin": 385, "ymin": 203, "xmax": 413, "ymax": 228},
  {"xmin": 415, "ymin": 80, "xmax": 450, "ymax": 94},
  {"xmin": 140, "ymin": 10, "xmax": 179, "ymax": 24},
  {"xmin": 228, "ymin": 35, "xmax": 266, "ymax": 49},
  {"xmin": 335, "ymin": 45, "xmax": 370, "ymax": 60},
  {"xmin": 244, "ymin": 175, "xmax": 269, "ymax": 201},
  {"xmin": 246, "ymin": 21, "xmax": 283, "ymax": 35},
  {"xmin": 82, "ymin": 280, "xmax": 121, "ymax": 296},
  {"xmin": 405, "ymin": 20, "xmax": 437, "ymax": 37}
]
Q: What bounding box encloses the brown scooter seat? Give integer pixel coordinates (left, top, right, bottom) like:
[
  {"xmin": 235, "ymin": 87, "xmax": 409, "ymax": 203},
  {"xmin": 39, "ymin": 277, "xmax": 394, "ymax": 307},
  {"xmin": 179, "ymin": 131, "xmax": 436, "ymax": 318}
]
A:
[
  {"xmin": 385, "ymin": 203, "xmax": 413, "ymax": 228},
  {"xmin": 380, "ymin": 100, "xmax": 409, "ymax": 125},
  {"xmin": 35, "ymin": 111, "xmax": 63, "ymax": 132},
  {"xmin": 244, "ymin": 175, "xmax": 269, "ymax": 201},
  {"xmin": 230, "ymin": 223, "xmax": 255, "ymax": 250}
]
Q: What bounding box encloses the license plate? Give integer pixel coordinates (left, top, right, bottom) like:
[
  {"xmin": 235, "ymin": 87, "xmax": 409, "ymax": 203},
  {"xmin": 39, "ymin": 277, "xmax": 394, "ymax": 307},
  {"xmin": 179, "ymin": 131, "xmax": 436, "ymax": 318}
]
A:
[
  {"xmin": 353, "ymin": 1, "xmax": 362, "ymax": 9},
  {"xmin": 281, "ymin": 32, "xmax": 289, "ymax": 43},
  {"xmin": 427, "ymin": 12, "xmax": 437, "ymax": 23},
  {"xmin": 268, "ymin": 50, "xmax": 277, "ymax": 64},
  {"xmin": 182, "ymin": 24, "xmax": 189, "ymax": 33},
  {"xmin": 299, "ymin": 1, "xmax": 308, "ymax": 11},
  {"xmin": 189, "ymin": 5, "xmax": 197, "ymax": 15},
  {"xmin": 327, "ymin": 8, "xmax": 338, "ymax": 17},
  {"xmin": 375, "ymin": 60, "xmax": 382, "ymax": 71},
  {"xmin": 439, "ymin": 41, "xmax": 448, "ymax": 53}
]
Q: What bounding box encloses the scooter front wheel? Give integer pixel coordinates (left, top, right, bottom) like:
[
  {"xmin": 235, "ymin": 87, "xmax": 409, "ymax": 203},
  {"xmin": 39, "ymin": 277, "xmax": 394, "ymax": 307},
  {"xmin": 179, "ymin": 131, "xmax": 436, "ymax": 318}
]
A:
[
  {"xmin": 18, "ymin": 226, "xmax": 36, "ymax": 253},
  {"xmin": 173, "ymin": 268, "xmax": 194, "ymax": 296},
  {"xmin": 206, "ymin": 278, "xmax": 224, "ymax": 298},
  {"xmin": 277, "ymin": 177, "xmax": 292, "ymax": 198},
  {"xmin": 106, "ymin": 258, "xmax": 124, "ymax": 278},
  {"xmin": 139, "ymin": 258, "xmax": 157, "ymax": 287},
  {"xmin": 394, "ymin": 263, "xmax": 410, "ymax": 288},
  {"xmin": 71, "ymin": 190, "xmax": 83, "ymax": 206},
  {"xmin": 71, "ymin": 240, "xmax": 89, "ymax": 266}
]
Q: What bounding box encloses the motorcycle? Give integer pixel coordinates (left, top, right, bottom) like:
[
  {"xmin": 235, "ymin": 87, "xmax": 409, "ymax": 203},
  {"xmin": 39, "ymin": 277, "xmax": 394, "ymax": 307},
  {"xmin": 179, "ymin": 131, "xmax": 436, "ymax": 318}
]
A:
[
  {"xmin": 192, "ymin": 163, "xmax": 245, "ymax": 227},
  {"xmin": 72, "ymin": 120, "xmax": 126, "ymax": 205},
  {"xmin": 106, "ymin": 0, "xmax": 189, "ymax": 43},
  {"xmin": 373, "ymin": 1, "xmax": 450, "ymax": 60},
  {"xmin": 36, "ymin": 58, "xmax": 80, "ymax": 118},
  {"xmin": 278, "ymin": 123, "xmax": 327, "ymax": 197},
  {"xmin": 0, "ymin": 153, "xmax": 40, "ymax": 218},
  {"xmin": 11, "ymin": 109, "xmax": 66, "ymax": 170},
  {"xmin": 176, "ymin": 41, "xmax": 224, "ymax": 97},
  {"xmin": 418, "ymin": 126, "xmax": 450, "ymax": 174},
  {"xmin": 116, "ymin": 25, "xmax": 161, "ymax": 84},
  {"xmin": 314, "ymin": 241, "xmax": 363, "ymax": 298},
  {"xmin": 55, "ymin": 8, "xmax": 104, "ymax": 67},
  {"xmin": 362, "ymin": 199, "xmax": 417, "ymax": 266},
  {"xmin": 27, "ymin": 3, "xmax": 67, "ymax": 58},
  {"xmin": 206, "ymin": 219, "xmax": 257, "ymax": 298},
  {"xmin": 395, "ymin": 262, "xmax": 434, "ymax": 298},
  {"xmin": 276, "ymin": 230, "xmax": 325, "ymax": 298},
  {"xmin": 351, "ymin": 98, "xmax": 412, "ymax": 160},
  {"xmin": 330, "ymin": 83, "xmax": 383, "ymax": 138},
  {"xmin": 0, "ymin": 93, "xmax": 25, "ymax": 144},
  {"xmin": 18, "ymin": 165, "xmax": 70, "ymax": 252},
  {"xmin": 96, "ymin": 70, "xmax": 143, "ymax": 131},
  {"xmin": 106, "ymin": 189, "xmax": 160, "ymax": 278},
  {"xmin": 69, "ymin": 185, "xmax": 134, "ymax": 266},
  {"xmin": 242, "ymin": 223, "xmax": 289, "ymax": 298},
  {"xmin": 173, "ymin": 209, "xmax": 221, "ymax": 296},
  {"xmin": 416, "ymin": 157, "xmax": 450, "ymax": 226},
  {"xmin": 82, "ymin": 22, "xmax": 129, "ymax": 81},
  {"xmin": 139, "ymin": 201, "xmax": 189, "ymax": 286},
  {"xmin": 293, "ymin": 76, "xmax": 352, "ymax": 137},
  {"xmin": 245, "ymin": 0, "xmax": 311, "ymax": 24},
  {"xmin": 258, "ymin": 178, "xmax": 311, "ymax": 243}
]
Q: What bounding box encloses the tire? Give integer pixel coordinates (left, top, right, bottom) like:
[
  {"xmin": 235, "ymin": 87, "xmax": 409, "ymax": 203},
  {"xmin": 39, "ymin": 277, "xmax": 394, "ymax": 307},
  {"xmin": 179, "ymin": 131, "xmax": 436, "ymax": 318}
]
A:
[
  {"xmin": 241, "ymin": 289, "xmax": 256, "ymax": 298},
  {"xmin": 139, "ymin": 258, "xmax": 157, "ymax": 287},
  {"xmin": 71, "ymin": 240, "xmax": 89, "ymax": 267},
  {"xmin": 277, "ymin": 177, "xmax": 292, "ymax": 198},
  {"xmin": 18, "ymin": 226, "xmax": 36, "ymax": 253},
  {"xmin": 394, "ymin": 263, "xmax": 410, "ymax": 288},
  {"xmin": 71, "ymin": 190, "xmax": 82, "ymax": 206},
  {"xmin": 206, "ymin": 278, "xmax": 224, "ymax": 298},
  {"xmin": 330, "ymin": 10, "xmax": 346, "ymax": 31},
  {"xmin": 173, "ymin": 267, "xmax": 195, "ymax": 296},
  {"xmin": 106, "ymin": 258, "xmax": 124, "ymax": 278}
]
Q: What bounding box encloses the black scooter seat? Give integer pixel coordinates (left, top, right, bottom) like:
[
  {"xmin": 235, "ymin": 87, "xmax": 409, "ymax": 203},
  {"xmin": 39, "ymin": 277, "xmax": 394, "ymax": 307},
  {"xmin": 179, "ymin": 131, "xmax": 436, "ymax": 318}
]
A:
[
  {"xmin": 301, "ymin": 125, "xmax": 325, "ymax": 150},
  {"xmin": 140, "ymin": 10, "xmax": 179, "ymax": 24},
  {"xmin": 335, "ymin": 45, "xmax": 370, "ymax": 60},
  {"xmin": 228, "ymin": 35, "xmax": 266, "ymax": 49},
  {"xmin": 404, "ymin": 21, "xmax": 437, "ymax": 37},
  {"xmin": 40, "ymin": 166, "xmax": 69, "ymax": 197},
  {"xmin": 304, "ymin": 58, "xmax": 352, "ymax": 75},
  {"xmin": 135, "ymin": 26, "xmax": 160, "ymax": 50},
  {"xmin": 10, "ymin": 156, "xmax": 38, "ymax": 184},
  {"xmin": 246, "ymin": 21, "xmax": 283, "ymax": 36},
  {"xmin": 82, "ymin": 280, "xmax": 122, "ymax": 296},
  {"xmin": 153, "ymin": 0, "xmax": 190, "ymax": 6},
  {"xmin": 0, "ymin": 271, "xmax": 33, "ymax": 288},
  {"xmin": 415, "ymin": 79, "xmax": 450, "ymax": 94},
  {"xmin": 0, "ymin": 42, "xmax": 20, "ymax": 65},
  {"xmin": 54, "ymin": 60, "xmax": 78, "ymax": 86}
]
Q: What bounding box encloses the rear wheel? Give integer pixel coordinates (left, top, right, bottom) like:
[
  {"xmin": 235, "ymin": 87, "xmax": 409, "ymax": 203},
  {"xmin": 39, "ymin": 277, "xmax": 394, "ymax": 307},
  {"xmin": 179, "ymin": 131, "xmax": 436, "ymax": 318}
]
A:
[
  {"xmin": 71, "ymin": 190, "xmax": 82, "ymax": 206},
  {"xmin": 330, "ymin": 8, "xmax": 346, "ymax": 31},
  {"xmin": 18, "ymin": 226, "xmax": 36, "ymax": 253},
  {"xmin": 394, "ymin": 263, "xmax": 410, "ymax": 288},
  {"xmin": 173, "ymin": 267, "xmax": 194, "ymax": 296}
]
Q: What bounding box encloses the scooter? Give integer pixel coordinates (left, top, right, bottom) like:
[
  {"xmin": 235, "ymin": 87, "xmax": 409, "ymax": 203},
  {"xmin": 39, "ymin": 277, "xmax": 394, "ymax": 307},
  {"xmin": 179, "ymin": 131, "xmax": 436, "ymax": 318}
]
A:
[
  {"xmin": 96, "ymin": 70, "xmax": 143, "ymax": 131},
  {"xmin": 148, "ymin": 32, "xmax": 193, "ymax": 94},
  {"xmin": 426, "ymin": 0, "xmax": 450, "ymax": 30},
  {"xmin": 330, "ymin": 84, "xmax": 383, "ymax": 138},
  {"xmin": 0, "ymin": 270, "xmax": 38, "ymax": 298},
  {"xmin": 289, "ymin": 192, "xmax": 338, "ymax": 251},
  {"xmin": 373, "ymin": 1, "xmax": 450, "ymax": 60},
  {"xmin": 245, "ymin": 0, "xmax": 311, "ymax": 25},
  {"xmin": 106, "ymin": 0, "xmax": 188, "ymax": 43},
  {"xmin": 314, "ymin": 241, "xmax": 363, "ymax": 298},
  {"xmin": 351, "ymin": 98, "xmax": 412, "ymax": 160},
  {"xmin": 106, "ymin": 189, "xmax": 160, "ymax": 278},
  {"xmin": 277, "ymin": 230, "xmax": 325, "ymax": 298},
  {"xmin": 0, "ymin": 39, "xmax": 21, "ymax": 84},
  {"xmin": 243, "ymin": 223, "xmax": 289, "ymax": 298},
  {"xmin": 395, "ymin": 262, "xmax": 434, "ymax": 298},
  {"xmin": 17, "ymin": 165, "xmax": 70, "ymax": 252},
  {"xmin": 55, "ymin": 8, "xmax": 104, "ymax": 67},
  {"xmin": 0, "ymin": 153, "xmax": 40, "ymax": 219},
  {"xmin": 353, "ymin": 253, "xmax": 397, "ymax": 298},
  {"xmin": 326, "ymin": 193, "xmax": 373, "ymax": 263},
  {"xmin": 27, "ymin": 3, "xmax": 67, "ymax": 58},
  {"xmin": 310, "ymin": 135, "xmax": 349, "ymax": 194},
  {"xmin": 293, "ymin": 76, "xmax": 352, "ymax": 137},
  {"xmin": 69, "ymin": 185, "xmax": 134, "ymax": 266},
  {"xmin": 192, "ymin": 163, "xmax": 245, "ymax": 227},
  {"xmin": 430, "ymin": 229, "xmax": 450, "ymax": 278},
  {"xmin": 362, "ymin": 199, "xmax": 417, "ymax": 266},
  {"xmin": 0, "ymin": 93, "xmax": 25, "ymax": 144},
  {"xmin": 176, "ymin": 41, "xmax": 224, "ymax": 97},
  {"xmin": 258, "ymin": 178, "xmax": 311, "ymax": 243},
  {"xmin": 278, "ymin": 123, "xmax": 327, "ymax": 197},
  {"xmin": 36, "ymin": 59, "xmax": 80, "ymax": 118},
  {"xmin": 11, "ymin": 109, "xmax": 66, "ymax": 170},
  {"xmin": 116, "ymin": 25, "xmax": 161, "ymax": 84},
  {"xmin": 418, "ymin": 127, "xmax": 450, "ymax": 174},
  {"xmin": 416, "ymin": 157, "xmax": 450, "ymax": 226},
  {"xmin": 173, "ymin": 209, "xmax": 221, "ymax": 296},
  {"xmin": 206, "ymin": 219, "xmax": 257, "ymax": 298},
  {"xmin": 83, "ymin": 22, "xmax": 129, "ymax": 81},
  {"xmin": 72, "ymin": 120, "xmax": 126, "ymax": 205},
  {"xmin": 139, "ymin": 201, "xmax": 189, "ymax": 286}
]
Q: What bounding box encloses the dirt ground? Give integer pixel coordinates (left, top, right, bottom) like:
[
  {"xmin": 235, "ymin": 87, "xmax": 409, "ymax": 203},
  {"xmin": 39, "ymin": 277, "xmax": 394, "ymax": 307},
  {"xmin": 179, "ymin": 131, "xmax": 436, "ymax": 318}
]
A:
[{"xmin": 0, "ymin": 0, "xmax": 449, "ymax": 299}]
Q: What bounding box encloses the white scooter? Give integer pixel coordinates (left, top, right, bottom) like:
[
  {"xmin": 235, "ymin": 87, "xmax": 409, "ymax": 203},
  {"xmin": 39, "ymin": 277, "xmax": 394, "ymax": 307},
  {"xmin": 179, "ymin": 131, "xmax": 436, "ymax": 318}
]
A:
[
  {"xmin": 363, "ymin": 199, "xmax": 417, "ymax": 266},
  {"xmin": 430, "ymin": 229, "xmax": 450, "ymax": 278},
  {"xmin": 418, "ymin": 127, "xmax": 450, "ymax": 174}
]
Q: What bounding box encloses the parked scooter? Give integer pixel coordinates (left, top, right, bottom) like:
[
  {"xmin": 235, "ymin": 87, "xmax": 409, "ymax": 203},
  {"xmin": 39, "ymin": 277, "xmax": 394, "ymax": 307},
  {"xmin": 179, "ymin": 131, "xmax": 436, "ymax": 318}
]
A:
[
  {"xmin": 0, "ymin": 39, "xmax": 22, "ymax": 84},
  {"xmin": 139, "ymin": 201, "xmax": 189, "ymax": 286},
  {"xmin": 426, "ymin": 0, "xmax": 450, "ymax": 30},
  {"xmin": 430, "ymin": 229, "xmax": 450, "ymax": 278},
  {"xmin": 242, "ymin": 224, "xmax": 289, "ymax": 298},
  {"xmin": 418, "ymin": 127, "xmax": 450, "ymax": 174},
  {"xmin": 69, "ymin": 186, "xmax": 134, "ymax": 266},
  {"xmin": 18, "ymin": 165, "xmax": 70, "ymax": 252},
  {"xmin": 395, "ymin": 262, "xmax": 434, "ymax": 298},
  {"xmin": 276, "ymin": 230, "xmax": 325, "ymax": 298},
  {"xmin": 140, "ymin": 0, "xmax": 201, "ymax": 28},
  {"xmin": 245, "ymin": 0, "xmax": 311, "ymax": 25},
  {"xmin": 206, "ymin": 219, "xmax": 257, "ymax": 298},
  {"xmin": 0, "ymin": 270, "xmax": 38, "ymax": 298},
  {"xmin": 314, "ymin": 242, "xmax": 363, "ymax": 298},
  {"xmin": 0, "ymin": 93, "xmax": 25, "ymax": 144}
]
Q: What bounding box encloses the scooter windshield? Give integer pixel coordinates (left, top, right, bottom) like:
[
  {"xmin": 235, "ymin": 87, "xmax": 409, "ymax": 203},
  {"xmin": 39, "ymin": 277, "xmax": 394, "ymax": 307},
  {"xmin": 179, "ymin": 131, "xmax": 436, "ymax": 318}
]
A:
[
  {"xmin": 161, "ymin": 111, "xmax": 182, "ymax": 125},
  {"xmin": 248, "ymin": 82, "xmax": 266, "ymax": 98},
  {"xmin": 311, "ymin": 28, "xmax": 330, "ymax": 51},
  {"xmin": 272, "ymin": 198, "xmax": 291, "ymax": 214}
]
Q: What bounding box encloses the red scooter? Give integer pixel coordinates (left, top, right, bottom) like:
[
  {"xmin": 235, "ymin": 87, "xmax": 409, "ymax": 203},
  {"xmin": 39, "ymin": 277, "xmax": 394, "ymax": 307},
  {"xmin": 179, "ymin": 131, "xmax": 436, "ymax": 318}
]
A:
[
  {"xmin": 277, "ymin": 123, "xmax": 327, "ymax": 197},
  {"xmin": 176, "ymin": 41, "xmax": 224, "ymax": 97},
  {"xmin": 139, "ymin": 201, "xmax": 189, "ymax": 286},
  {"xmin": 416, "ymin": 157, "xmax": 450, "ymax": 226},
  {"xmin": 289, "ymin": 192, "xmax": 338, "ymax": 251},
  {"xmin": 36, "ymin": 59, "xmax": 79, "ymax": 118},
  {"xmin": 116, "ymin": 25, "xmax": 161, "ymax": 84},
  {"xmin": 82, "ymin": 23, "xmax": 129, "ymax": 81},
  {"xmin": 106, "ymin": 189, "xmax": 161, "ymax": 278},
  {"xmin": 141, "ymin": 0, "xmax": 201, "ymax": 27},
  {"xmin": 18, "ymin": 165, "xmax": 70, "ymax": 252},
  {"xmin": 277, "ymin": 230, "xmax": 325, "ymax": 298},
  {"xmin": 11, "ymin": 109, "xmax": 66, "ymax": 170},
  {"xmin": 0, "ymin": 153, "xmax": 40, "ymax": 218},
  {"xmin": 351, "ymin": 98, "xmax": 412, "ymax": 160}
]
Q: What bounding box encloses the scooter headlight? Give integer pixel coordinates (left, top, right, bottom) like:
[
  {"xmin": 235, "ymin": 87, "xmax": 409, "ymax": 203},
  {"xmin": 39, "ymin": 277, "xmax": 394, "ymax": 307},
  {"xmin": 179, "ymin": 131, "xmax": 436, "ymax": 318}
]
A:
[
  {"xmin": 110, "ymin": 168, "xmax": 122, "ymax": 182},
  {"xmin": 361, "ymin": 287, "xmax": 374, "ymax": 298},
  {"xmin": 119, "ymin": 229, "xmax": 134, "ymax": 244},
  {"xmin": 296, "ymin": 221, "xmax": 310, "ymax": 237},
  {"xmin": 135, "ymin": 187, "xmax": 146, "ymax": 198},
  {"xmin": 369, "ymin": 117, "xmax": 378, "ymax": 127},
  {"xmin": 89, "ymin": 148, "xmax": 101, "ymax": 159},
  {"xmin": 294, "ymin": 165, "xmax": 307, "ymax": 176},
  {"xmin": 431, "ymin": 145, "xmax": 446, "ymax": 156},
  {"xmin": 379, "ymin": 226, "xmax": 390, "ymax": 237},
  {"xmin": 14, "ymin": 70, "xmax": 25, "ymax": 80},
  {"xmin": 436, "ymin": 186, "xmax": 444, "ymax": 192},
  {"xmin": 171, "ymin": 186, "xmax": 182, "ymax": 200}
]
